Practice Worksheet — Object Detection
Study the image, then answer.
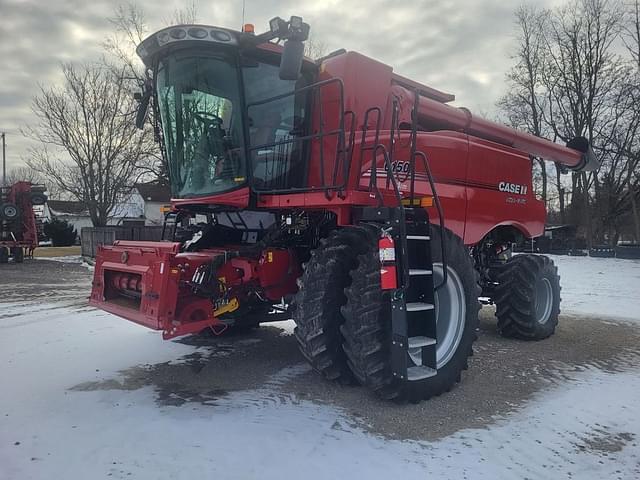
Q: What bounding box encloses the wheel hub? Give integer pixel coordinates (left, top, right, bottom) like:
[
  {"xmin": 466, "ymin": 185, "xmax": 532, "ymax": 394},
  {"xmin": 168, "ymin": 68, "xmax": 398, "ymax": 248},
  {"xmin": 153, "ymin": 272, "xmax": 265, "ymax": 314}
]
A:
[{"xmin": 534, "ymin": 277, "xmax": 553, "ymax": 324}]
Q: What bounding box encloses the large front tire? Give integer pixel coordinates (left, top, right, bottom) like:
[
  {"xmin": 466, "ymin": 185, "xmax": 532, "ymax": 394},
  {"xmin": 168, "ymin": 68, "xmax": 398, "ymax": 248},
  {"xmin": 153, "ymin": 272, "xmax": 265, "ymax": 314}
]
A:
[
  {"xmin": 293, "ymin": 227, "xmax": 368, "ymax": 384},
  {"xmin": 494, "ymin": 254, "xmax": 561, "ymax": 340},
  {"xmin": 341, "ymin": 225, "xmax": 481, "ymax": 402}
]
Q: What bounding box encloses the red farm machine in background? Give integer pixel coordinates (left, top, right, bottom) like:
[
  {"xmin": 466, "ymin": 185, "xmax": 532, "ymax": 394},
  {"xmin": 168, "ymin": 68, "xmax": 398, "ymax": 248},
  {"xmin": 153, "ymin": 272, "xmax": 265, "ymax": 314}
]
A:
[
  {"xmin": 0, "ymin": 182, "xmax": 47, "ymax": 263},
  {"xmin": 89, "ymin": 17, "xmax": 598, "ymax": 402}
]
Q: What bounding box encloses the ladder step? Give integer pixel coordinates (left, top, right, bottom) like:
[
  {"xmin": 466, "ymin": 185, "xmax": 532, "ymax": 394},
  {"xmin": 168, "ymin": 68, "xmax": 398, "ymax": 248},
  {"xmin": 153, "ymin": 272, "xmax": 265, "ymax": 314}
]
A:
[
  {"xmin": 407, "ymin": 235, "xmax": 430, "ymax": 241},
  {"xmin": 409, "ymin": 268, "xmax": 432, "ymax": 276},
  {"xmin": 406, "ymin": 302, "xmax": 435, "ymax": 312},
  {"xmin": 408, "ymin": 336, "xmax": 436, "ymax": 349},
  {"xmin": 407, "ymin": 365, "xmax": 437, "ymax": 381}
]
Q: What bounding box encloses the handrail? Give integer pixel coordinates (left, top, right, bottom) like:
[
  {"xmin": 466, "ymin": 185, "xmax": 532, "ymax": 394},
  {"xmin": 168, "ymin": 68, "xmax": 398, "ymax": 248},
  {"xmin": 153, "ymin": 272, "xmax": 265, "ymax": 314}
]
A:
[
  {"xmin": 413, "ymin": 150, "xmax": 448, "ymax": 291},
  {"xmin": 246, "ymin": 78, "xmax": 351, "ymax": 196},
  {"xmin": 407, "ymin": 87, "xmax": 448, "ymax": 291},
  {"xmin": 373, "ymin": 143, "xmax": 410, "ymax": 293},
  {"xmin": 359, "ymin": 107, "xmax": 382, "ymax": 194},
  {"xmin": 338, "ymin": 110, "xmax": 357, "ymax": 199}
]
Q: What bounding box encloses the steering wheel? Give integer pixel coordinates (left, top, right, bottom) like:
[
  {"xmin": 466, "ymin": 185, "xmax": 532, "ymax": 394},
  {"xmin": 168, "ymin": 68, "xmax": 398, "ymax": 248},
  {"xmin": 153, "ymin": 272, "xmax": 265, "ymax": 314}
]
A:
[{"xmin": 194, "ymin": 111, "xmax": 224, "ymax": 127}]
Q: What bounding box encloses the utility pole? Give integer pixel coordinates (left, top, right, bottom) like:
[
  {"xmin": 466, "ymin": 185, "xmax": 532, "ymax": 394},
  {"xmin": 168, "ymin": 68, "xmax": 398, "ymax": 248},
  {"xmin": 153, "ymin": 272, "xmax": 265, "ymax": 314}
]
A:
[{"xmin": 1, "ymin": 132, "xmax": 5, "ymax": 187}]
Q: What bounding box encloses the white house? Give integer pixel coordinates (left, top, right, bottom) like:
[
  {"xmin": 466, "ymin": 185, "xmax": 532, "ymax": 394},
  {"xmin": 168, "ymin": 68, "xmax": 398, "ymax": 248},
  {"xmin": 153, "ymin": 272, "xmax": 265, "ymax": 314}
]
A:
[{"xmin": 131, "ymin": 182, "xmax": 172, "ymax": 225}]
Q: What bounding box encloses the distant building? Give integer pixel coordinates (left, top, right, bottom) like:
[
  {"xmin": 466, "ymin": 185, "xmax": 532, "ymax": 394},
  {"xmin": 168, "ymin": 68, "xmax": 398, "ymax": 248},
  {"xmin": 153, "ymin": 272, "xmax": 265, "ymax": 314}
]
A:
[
  {"xmin": 44, "ymin": 182, "xmax": 171, "ymax": 230},
  {"xmin": 131, "ymin": 182, "xmax": 172, "ymax": 225},
  {"xmin": 44, "ymin": 200, "xmax": 94, "ymax": 232}
]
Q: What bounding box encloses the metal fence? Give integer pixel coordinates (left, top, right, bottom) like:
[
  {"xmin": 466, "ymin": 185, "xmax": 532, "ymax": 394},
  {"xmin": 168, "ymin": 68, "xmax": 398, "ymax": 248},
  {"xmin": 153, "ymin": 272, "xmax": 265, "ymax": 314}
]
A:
[{"xmin": 81, "ymin": 226, "xmax": 164, "ymax": 257}]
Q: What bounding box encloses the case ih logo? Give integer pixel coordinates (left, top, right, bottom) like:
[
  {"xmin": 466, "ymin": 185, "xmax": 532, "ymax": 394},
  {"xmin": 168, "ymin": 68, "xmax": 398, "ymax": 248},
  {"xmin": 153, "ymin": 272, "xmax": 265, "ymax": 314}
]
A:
[{"xmin": 498, "ymin": 182, "xmax": 528, "ymax": 195}]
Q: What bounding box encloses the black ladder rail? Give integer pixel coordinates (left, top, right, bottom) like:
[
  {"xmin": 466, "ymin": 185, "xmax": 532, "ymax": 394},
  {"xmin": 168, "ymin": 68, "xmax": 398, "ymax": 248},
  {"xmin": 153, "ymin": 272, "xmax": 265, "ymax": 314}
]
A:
[
  {"xmin": 407, "ymin": 88, "xmax": 448, "ymax": 291},
  {"xmin": 412, "ymin": 150, "xmax": 448, "ymax": 291},
  {"xmin": 333, "ymin": 110, "xmax": 356, "ymax": 199},
  {"xmin": 357, "ymin": 107, "xmax": 382, "ymax": 193},
  {"xmin": 386, "ymin": 99, "xmax": 400, "ymax": 191}
]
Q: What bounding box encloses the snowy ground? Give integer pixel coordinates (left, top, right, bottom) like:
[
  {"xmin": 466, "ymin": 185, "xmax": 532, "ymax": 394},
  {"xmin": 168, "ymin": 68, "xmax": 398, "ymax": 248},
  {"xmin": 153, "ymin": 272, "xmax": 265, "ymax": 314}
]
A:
[
  {"xmin": 1, "ymin": 257, "xmax": 640, "ymax": 479},
  {"xmin": 548, "ymin": 254, "xmax": 640, "ymax": 323}
]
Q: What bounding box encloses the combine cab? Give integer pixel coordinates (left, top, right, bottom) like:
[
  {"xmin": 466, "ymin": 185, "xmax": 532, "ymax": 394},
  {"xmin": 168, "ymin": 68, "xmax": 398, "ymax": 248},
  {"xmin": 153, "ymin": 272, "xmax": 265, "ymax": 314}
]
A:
[
  {"xmin": 89, "ymin": 17, "xmax": 597, "ymax": 402},
  {"xmin": 0, "ymin": 182, "xmax": 47, "ymax": 263}
]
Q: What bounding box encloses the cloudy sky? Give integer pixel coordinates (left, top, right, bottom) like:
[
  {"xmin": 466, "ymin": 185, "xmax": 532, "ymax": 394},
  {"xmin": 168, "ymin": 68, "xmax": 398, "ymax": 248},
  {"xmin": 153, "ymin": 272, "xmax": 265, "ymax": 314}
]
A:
[{"xmin": 0, "ymin": 0, "xmax": 563, "ymax": 171}]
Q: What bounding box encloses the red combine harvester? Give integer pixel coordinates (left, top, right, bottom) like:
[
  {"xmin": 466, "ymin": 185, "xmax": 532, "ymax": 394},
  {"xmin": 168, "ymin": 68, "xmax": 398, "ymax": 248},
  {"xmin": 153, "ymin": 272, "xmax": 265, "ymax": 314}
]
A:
[
  {"xmin": 89, "ymin": 17, "xmax": 598, "ymax": 402},
  {"xmin": 0, "ymin": 182, "xmax": 47, "ymax": 263}
]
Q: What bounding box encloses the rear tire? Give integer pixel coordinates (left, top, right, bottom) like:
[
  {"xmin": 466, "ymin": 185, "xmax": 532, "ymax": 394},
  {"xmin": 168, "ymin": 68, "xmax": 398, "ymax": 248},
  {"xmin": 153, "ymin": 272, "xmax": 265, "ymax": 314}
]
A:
[
  {"xmin": 0, "ymin": 203, "xmax": 19, "ymax": 221},
  {"xmin": 0, "ymin": 247, "xmax": 8, "ymax": 264},
  {"xmin": 494, "ymin": 254, "xmax": 561, "ymax": 340},
  {"xmin": 293, "ymin": 227, "xmax": 369, "ymax": 384},
  {"xmin": 341, "ymin": 225, "xmax": 481, "ymax": 402}
]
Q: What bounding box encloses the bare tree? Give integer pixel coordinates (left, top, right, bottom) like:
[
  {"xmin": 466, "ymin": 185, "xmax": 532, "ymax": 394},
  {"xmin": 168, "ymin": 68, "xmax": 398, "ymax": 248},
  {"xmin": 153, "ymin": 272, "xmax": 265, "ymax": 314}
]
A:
[
  {"xmin": 541, "ymin": 0, "xmax": 630, "ymax": 244},
  {"xmin": 305, "ymin": 34, "xmax": 329, "ymax": 60},
  {"xmin": 102, "ymin": 2, "xmax": 202, "ymax": 186},
  {"xmin": 4, "ymin": 166, "xmax": 63, "ymax": 199},
  {"xmin": 623, "ymin": 0, "xmax": 640, "ymax": 68},
  {"xmin": 501, "ymin": 0, "xmax": 640, "ymax": 244},
  {"xmin": 26, "ymin": 63, "xmax": 156, "ymax": 227},
  {"xmin": 104, "ymin": 1, "xmax": 199, "ymax": 75},
  {"xmin": 5, "ymin": 166, "xmax": 43, "ymax": 185},
  {"xmin": 102, "ymin": 3, "xmax": 148, "ymax": 81},
  {"xmin": 498, "ymin": 5, "xmax": 553, "ymax": 209},
  {"xmin": 166, "ymin": 1, "xmax": 199, "ymax": 25},
  {"xmin": 618, "ymin": 0, "xmax": 640, "ymax": 241}
]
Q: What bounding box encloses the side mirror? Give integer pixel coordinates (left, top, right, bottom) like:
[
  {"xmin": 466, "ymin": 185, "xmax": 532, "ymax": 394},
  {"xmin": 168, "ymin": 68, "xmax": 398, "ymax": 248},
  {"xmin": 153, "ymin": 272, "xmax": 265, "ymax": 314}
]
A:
[
  {"xmin": 135, "ymin": 90, "xmax": 151, "ymax": 130},
  {"xmin": 279, "ymin": 39, "xmax": 304, "ymax": 81}
]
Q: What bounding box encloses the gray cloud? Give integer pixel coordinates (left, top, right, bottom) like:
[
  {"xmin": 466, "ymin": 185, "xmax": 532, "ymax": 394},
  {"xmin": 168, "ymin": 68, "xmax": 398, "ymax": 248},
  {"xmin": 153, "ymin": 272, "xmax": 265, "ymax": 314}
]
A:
[{"xmin": 0, "ymin": 0, "xmax": 556, "ymax": 171}]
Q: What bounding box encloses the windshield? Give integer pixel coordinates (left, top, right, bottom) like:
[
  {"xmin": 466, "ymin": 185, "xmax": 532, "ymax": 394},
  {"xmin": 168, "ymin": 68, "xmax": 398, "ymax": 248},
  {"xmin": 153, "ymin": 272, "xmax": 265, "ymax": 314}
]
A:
[
  {"xmin": 157, "ymin": 51, "xmax": 312, "ymax": 197},
  {"xmin": 157, "ymin": 54, "xmax": 245, "ymax": 198}
]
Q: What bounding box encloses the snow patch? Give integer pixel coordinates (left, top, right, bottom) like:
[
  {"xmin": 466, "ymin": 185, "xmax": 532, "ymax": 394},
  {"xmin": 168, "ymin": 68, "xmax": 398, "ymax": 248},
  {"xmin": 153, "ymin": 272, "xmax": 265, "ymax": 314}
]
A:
[
  {"xmin": 549, "ymin": 255, "xmax": 640, "ymax": 323},
  {"xmin": 267, "ymin": 319, "xmax": 296, "ymax": 335},
  {"xmin": 2, "ymin": 304, "xmax": 640, "ymax": 479},
  {"xmin": 34, "ymin": 255, "xmax": 84, "ymax": 264}
]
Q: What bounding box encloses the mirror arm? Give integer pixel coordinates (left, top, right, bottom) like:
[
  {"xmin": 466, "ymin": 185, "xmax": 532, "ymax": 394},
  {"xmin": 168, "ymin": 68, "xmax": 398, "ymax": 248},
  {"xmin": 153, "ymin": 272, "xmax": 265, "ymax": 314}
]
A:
[{"xmin": 135, "ymin": 78, "xmax": 153, "ymax": 130}]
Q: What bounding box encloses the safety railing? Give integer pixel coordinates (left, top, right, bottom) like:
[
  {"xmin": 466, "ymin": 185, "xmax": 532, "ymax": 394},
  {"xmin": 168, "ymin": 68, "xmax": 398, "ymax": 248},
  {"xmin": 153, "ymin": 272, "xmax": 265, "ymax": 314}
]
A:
[
  {"xmin": 361, "ymin": 91, "xmax": 448, "ymax": 290},
  {"xmin": 246, "ymin": 78, "xmax": 355, "ymax": 198}
]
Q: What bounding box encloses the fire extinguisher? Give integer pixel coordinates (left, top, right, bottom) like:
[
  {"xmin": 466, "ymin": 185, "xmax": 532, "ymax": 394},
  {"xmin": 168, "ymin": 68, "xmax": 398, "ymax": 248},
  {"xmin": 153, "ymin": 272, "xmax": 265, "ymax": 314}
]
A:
[{"xmin": 379, "ymin": 231, "xmax": 398, "ymax": 290}]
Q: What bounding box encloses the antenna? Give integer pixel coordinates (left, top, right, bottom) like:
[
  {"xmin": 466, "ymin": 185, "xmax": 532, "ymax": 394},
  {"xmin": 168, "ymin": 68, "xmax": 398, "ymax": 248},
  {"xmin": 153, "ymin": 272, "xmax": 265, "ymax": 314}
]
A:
[
  {"xmin": 241, "ymin": 0, "xmax": 246, "ymax": 28},
  {"xmin": 1, "ymin": 132, "xmax": 5, "ymax": 187}
]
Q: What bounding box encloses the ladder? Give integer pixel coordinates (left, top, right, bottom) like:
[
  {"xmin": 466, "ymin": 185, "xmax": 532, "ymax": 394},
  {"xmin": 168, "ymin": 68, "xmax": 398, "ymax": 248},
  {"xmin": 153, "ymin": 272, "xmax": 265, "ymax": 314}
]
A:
[
  {"xmin": 360, "ymin": 206, "xmax": 438, "ymax": 382},
  {"xmin": 357, "ymin": 88, "xmax": 446, "ymax": 383}
]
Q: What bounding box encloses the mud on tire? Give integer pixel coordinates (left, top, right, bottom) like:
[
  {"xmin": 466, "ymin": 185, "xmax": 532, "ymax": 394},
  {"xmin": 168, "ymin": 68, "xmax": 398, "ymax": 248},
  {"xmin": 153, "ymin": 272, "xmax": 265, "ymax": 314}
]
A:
[
  {"xmin": 293, "ymin": 227, "xmax": 369, "ymax": 384},
  {"xmin": 494, "ymin": 254, "xmax": 561, "ymax": 340},
  {"xmin": 340, "ymin": 225, "xmax": 481, "ymax": 402}
]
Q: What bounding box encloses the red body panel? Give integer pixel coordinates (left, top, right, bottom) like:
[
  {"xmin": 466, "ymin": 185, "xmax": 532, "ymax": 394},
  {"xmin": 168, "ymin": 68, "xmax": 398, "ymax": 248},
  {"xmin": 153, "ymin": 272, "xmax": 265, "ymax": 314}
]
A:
[
  {"xmin": 89, "ymin": 40, "xmax": 583, "ymax": 338},
  {"xmin": 90, "ymin": 240, "xmax": 300, "ymax": 338},
  {"xmin": 89, "ymin": 241, "xmax": 185, "ymax": 331},
  {"xmin": 163, "ymin": 50, "xmax": 554, "ymax": 243}
]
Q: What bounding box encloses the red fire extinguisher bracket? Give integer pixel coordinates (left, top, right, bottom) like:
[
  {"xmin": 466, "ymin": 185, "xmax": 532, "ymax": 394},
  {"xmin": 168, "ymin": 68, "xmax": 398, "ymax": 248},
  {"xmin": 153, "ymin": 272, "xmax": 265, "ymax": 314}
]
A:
[{"xmin": 379, "ymin": 234, "xmax": 398, "ymax": 290}]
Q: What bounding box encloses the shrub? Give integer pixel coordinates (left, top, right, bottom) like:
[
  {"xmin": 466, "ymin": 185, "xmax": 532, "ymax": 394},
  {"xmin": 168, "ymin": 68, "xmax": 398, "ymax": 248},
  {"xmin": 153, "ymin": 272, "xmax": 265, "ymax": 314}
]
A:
[{"xmin": 43, "ymin": 218, "xmax": 77, "ymax": 247}]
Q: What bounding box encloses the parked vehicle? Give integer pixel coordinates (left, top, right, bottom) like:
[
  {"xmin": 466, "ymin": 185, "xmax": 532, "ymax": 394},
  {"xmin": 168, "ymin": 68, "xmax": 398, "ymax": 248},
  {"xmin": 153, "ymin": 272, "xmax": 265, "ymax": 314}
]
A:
[
  {"xmin": 0, "ymin": 181, "xmax": 47, "ymax": 263},
  {"xmin": 89, "ymin": 17, "xmax": 598, "ymax": 402}
]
